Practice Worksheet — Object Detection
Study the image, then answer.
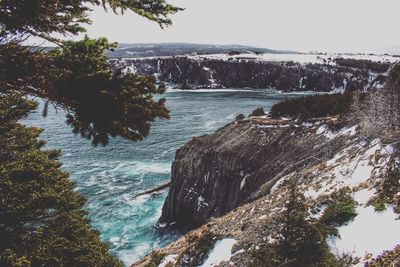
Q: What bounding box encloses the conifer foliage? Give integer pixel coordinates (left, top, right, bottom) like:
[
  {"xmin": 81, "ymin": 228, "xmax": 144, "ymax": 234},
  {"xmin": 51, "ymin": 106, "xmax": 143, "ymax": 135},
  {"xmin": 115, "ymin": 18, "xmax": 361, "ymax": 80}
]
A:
[
  {"xmin": 1, "ymin": 0, "xmax": 182, "ymax": 145},
  {"xmin": 0, "ymin": 94, "xmax": 122, "ymax": 266},
  {"xmin": 0, "ymin": 0, "xmax": 181, "ymax": 266},
  {"xmin": 250, "ymin": 180, "xmax": 357, "ymax": 267}
]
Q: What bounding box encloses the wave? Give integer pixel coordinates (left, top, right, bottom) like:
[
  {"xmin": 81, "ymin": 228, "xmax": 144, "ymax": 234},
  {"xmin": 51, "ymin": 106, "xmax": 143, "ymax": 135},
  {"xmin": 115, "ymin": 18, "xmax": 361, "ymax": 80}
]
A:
[
  {"xmin": 119, "ymin": 243, "xmax": 151, "ymax": 266},
  {"xmin": 166, "ymin": 88, "xmax": 259, "ymax": 93},
  {"xmin": 165, "ymin": 88, "xmax": 330, "ymax": 97},
  {"xmin": 133, "ymin": 161, "xmax": 171, "ymax": 174},
  {"xmin": 278, "ymin": 90, "xmax": 329, "ymax": 95}
]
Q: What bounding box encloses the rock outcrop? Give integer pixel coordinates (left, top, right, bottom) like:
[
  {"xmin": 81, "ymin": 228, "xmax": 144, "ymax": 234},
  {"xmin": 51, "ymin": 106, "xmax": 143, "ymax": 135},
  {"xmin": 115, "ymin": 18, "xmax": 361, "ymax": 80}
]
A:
[{"xmin": 158, "ymin": 116, "xmax": 352, "ymax": 226}]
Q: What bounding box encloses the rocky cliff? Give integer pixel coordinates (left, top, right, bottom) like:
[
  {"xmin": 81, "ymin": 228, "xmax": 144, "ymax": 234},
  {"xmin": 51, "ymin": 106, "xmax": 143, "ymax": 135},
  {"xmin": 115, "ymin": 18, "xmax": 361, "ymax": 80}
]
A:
[
  {"xmin": 133, "ymin": 116, "xmax": 399, "ymax": 267},
  {"xmin": 112, "ymin": 54, "xmax": 392, "ymax": 91},
  {"xmin": 158, "ymin": 116, "xmax": 352, "ymax": 226}
]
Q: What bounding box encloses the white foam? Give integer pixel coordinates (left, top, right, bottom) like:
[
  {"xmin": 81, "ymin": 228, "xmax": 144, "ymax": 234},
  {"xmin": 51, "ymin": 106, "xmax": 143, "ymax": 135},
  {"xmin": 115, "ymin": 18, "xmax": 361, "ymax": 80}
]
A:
[
  {"xmin": 134, "ymin": 162, "xmax": 171, "ymax": 174},
  {"xmin": 119, "ymin": 243, "xmax": 151, "ymax": 267},
  {"xmin": 166, "ymin": 88, "xmax": 257, "ymax": 93}
]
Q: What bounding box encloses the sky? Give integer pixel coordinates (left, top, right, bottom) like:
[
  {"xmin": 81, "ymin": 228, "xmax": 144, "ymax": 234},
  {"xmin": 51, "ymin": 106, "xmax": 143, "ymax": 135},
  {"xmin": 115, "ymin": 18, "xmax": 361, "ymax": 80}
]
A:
[{"xmin": 61, "ymin": 0, "xmax": 400, "ymax": 53}]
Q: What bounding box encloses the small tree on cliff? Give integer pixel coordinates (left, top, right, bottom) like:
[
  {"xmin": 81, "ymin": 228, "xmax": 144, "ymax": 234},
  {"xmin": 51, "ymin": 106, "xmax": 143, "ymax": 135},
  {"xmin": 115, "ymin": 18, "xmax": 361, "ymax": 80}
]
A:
[
  {"xmin": 0, "ymin": 0, "xmax": 182, "ymax": 265},
  {"xmin": 251, "ymin": 179, "xmax": 347, "ymax": 267}
]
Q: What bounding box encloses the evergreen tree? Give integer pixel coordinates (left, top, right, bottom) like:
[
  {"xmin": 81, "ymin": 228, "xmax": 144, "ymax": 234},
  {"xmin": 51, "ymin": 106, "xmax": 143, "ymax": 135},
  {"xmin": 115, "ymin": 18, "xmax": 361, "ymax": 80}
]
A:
[
  {"xmin": 0, "ymin": 0, "xmax": 182, "ymax": 266},
  {"xmin": 0, "ymin": 94, "xmax": 122, "ymax": 266},
  {"xmin": 251, "ymin": 179, "xmax": 348, "ymax": 267},
  {"xmin": 1, "ymin": 0, "xmax": 182, "ymax": 145}
]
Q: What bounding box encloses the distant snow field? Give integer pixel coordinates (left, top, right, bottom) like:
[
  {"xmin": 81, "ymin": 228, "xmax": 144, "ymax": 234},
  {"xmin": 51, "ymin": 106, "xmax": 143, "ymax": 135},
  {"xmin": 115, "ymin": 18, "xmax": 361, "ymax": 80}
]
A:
[{"xmin": 191, "ymin": 53, "xmax": 399, "ymax": 65}]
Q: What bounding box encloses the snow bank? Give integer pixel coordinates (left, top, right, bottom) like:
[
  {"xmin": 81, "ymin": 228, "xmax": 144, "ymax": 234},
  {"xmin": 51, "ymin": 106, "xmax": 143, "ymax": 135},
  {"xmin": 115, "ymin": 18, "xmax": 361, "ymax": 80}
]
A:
[
  {"xmin": 200, "ymin": 238, "xmax": 237, "ymax": 267},
  {"xmin": 328, "ymin": 205, "xmax": 400, "ymax": 265}
]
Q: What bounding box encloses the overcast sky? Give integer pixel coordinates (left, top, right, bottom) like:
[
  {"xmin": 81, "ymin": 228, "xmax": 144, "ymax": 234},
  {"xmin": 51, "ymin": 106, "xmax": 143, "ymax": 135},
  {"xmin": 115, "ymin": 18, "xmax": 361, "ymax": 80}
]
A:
[{"xmin": 80, "ymin": 0, "xmax": 400, "ymax": 53}]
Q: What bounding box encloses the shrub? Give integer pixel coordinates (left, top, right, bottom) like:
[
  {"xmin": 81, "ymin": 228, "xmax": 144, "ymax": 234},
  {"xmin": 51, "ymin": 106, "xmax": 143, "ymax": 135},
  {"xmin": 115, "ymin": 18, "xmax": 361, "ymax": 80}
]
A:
[
  {"xmin": 365, "ymin": 245, "xmax": 400, "ymax": 266},
  {"xmin": 369, "ymin": 144, "xmax": 400, "ymax": 213},
  {"xmin": 270, "ymin": 93, "xmax": 355, "ymax": 119},
  {"xmin": 319, "ymin": 190, "xmax": 358, "ymax": 228},
  {"xmin": 235, "ymin": 113, "xmax": 245, "ymax": 121},
  {"xmin": 250, "ymin": 243, "xmax": 286, "ymax": 267},
  {"xmin": 250, "ymin": 107, "xmax": 266, "ymax": 117},
  {"xmin": 251, "ymin": 183, "xmax": 357, "ymax": 267}
]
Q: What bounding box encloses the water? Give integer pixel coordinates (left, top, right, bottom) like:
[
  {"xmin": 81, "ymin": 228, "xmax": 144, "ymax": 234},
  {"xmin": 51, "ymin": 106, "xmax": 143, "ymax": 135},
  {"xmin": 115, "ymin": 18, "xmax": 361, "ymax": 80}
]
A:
[{"xmin": 23, "ymin": 89, "xmax": 301, "ymax": 266}]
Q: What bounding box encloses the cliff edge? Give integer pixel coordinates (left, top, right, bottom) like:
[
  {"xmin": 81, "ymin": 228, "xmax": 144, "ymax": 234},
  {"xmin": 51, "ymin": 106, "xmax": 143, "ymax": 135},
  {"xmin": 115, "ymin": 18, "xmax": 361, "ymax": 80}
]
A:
[
  {"xmin": 158, "ymin": 116, "xmax": 351, "ymax": 226},
  {"xmin": 133, "ymin": 116, "xmax": 398, "ymax": 267}
]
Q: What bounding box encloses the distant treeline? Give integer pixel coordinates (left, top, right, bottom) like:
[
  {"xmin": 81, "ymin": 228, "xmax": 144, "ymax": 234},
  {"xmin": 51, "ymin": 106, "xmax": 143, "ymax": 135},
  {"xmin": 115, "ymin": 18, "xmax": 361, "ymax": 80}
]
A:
[
  {"xmin": 334, "ymin": 58, "xmax": 391, "ymax": 73},
  {"xmin": 104, "ymin": 43, "xmax": 285, "ymax": 58}
]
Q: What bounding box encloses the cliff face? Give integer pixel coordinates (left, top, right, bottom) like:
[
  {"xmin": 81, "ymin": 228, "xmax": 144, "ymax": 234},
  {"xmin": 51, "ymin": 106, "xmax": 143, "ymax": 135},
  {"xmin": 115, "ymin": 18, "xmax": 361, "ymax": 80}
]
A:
[
  {"xmin": 133, "ymin": 117, "xmax": 398, "ymax": 267},
  {"xmin": 158, "ymin": 116, "xmax": 352, "ymax": 226},
  {"xmin": 113, "ymin": 55, "xmax": 389, "ymax": 91}
]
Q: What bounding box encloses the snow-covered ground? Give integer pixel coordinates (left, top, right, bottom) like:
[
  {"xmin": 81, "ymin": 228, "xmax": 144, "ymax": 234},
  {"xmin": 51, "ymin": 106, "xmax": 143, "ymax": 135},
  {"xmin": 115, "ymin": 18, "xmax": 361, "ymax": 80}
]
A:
[
  {"xmin": 268, "ymin": 122, "xmax": 398, "ymax": 265},
  {"xmin": 156, "ymin": 238, "xmax": 237, "ymax": 267},
  {"xmin": 329, "ymin": 203, "xmax": 400, "ymax": 265},
  {"xmin": 190, "ymin": 53, "xmax": 399, "ymax": 65},
  {"xmin": 200, "ymin": 238, "xmax": 237, "ymax": 267},
  {"xmin": 119, "ymin": 52, "xmax": 399, "ymax": 65}
]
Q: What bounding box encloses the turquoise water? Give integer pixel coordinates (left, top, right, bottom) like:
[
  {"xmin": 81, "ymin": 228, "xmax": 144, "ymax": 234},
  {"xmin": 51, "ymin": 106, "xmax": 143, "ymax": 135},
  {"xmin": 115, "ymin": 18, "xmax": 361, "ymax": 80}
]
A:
[{"xmin": 23, "ymin": 89, "xmax": 300, "ymax": 266}]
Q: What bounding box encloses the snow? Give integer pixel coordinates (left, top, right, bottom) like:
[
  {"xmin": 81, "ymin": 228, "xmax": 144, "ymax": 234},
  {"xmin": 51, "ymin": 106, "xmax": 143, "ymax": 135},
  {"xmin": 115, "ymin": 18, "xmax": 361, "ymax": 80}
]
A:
[
  {"xmin": 123, "ymin": 53, "xmax": 399, "ymax": 65},
  {"xmin": 157, "ymin": 222, "xmax": 167, "ymax": 228},
  {"xmin": 158, "ymin": 254, "xmax": 177, "ymax": 267},
  {"xmin": 317, "ymin": 125, "xmax": 358, "ymax": 140},
  {"xmin": 270, "ymin": 173, "xmax": 292, "ymax": 193},
  {"xmin": 316, "ymin": 124, "xmax": 328, "ymax": 135},
  {"xmin": 187, "ymin": 53, "xmax": 399, "ymax": 65},
  {"xmin": 197, "ymin": 196, "xmax": 208, "ymax": 211},
  {"xmin": 383, "ymin": 143, "xmax": 395, "ymax": 155},
  {"xmin": 328, "ymin": 205, "xmax": 400, "ymax": 265},
  {"xmin": 256, "ymin": 124, "xmax": 290, "ymax": 129},
  {"xmin": 301, "ymin": 122, "xmax": 315, "ymax": 127},
  {"xmin": 298, "ymin": 138, "xmax": 400, "ymax": 265},
  {"xmin": 305, "ymin": 140, "xmax": 391, "ymax": 199},
  {"xmin": 122, "ymin": 64, "xmax": 137, "ymax": 74},
  {"xmin": 232, "ymin": 249, "xmax": 245, "ymax": 256},
  {"xmin": 203, "ymin": 66, "xmax": 217, "ymax": 85},
  {"xmin": 200, "ymin": 238, "xmax": 237, "ymax": 267},
  {"xmin": 240, "ymin": 176, "xmax": 247, "ymax": 190},
  {"xmin": 175, "ymin": 63, "xmax": 182, "ymax": 74},
  {"xmin": 353, "ymin": 188, "xmax": 375, "ymax": 205}
]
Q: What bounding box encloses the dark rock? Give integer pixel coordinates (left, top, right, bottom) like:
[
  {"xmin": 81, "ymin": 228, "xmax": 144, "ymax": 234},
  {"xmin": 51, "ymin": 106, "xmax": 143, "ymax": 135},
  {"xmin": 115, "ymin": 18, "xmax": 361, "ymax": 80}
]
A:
[{"xmin": 158, "ymin": 118, "xmax": 352, "ymax": 226}]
